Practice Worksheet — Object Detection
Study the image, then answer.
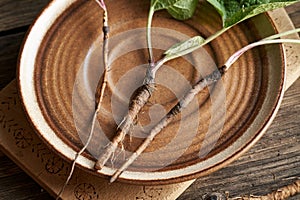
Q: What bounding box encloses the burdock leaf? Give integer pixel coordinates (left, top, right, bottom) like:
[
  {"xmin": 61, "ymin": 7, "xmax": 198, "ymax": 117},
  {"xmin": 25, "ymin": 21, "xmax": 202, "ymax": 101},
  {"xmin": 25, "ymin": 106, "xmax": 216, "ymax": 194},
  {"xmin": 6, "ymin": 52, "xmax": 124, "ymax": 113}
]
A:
[
  {"xmin": 207, "ymin": 0, "xmax": 300, "ymax": 27},
  {"xmin": 164, "ymin": 36, "xmax": 205, "ymax": 59},
  {"xmin": 166, "ymin": 0, "xmax": 199, "ymax": 20},
  {"xmin": 151, "ymin": 0, "xmax": 181, "ymax": 10},
  {"xmin": 151, "ymin": 0, "xmax": 198, "ymax": 20}
]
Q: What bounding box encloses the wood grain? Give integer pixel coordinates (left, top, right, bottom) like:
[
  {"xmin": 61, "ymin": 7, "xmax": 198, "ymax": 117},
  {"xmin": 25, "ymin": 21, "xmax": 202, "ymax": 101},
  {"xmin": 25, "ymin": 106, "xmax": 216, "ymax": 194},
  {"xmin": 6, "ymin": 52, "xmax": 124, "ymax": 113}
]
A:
[
  {"xmin": 0, "ymin": 1, "xmax": 299, "ymax": 200},
  {"xmin": 178, "ymin": 77, "xmax": 300, "ymax": 200},
  {"xmin": 0, "ymin": 0, "xmax": 50, "ymax": 32},
  {"xmin": 178, "ymin": 3, "xmax": 300, "ymax": 199},
  {"xmin": 286, "ymin": 3, "xmax": 300, "ymax": 28},
  {"xmin": 0, "ymin": 33, "xmax": 25, "ymax": 89},
  {"xmin": 0, "ymin": 154, "xmax": 53, "ymax": 199}
]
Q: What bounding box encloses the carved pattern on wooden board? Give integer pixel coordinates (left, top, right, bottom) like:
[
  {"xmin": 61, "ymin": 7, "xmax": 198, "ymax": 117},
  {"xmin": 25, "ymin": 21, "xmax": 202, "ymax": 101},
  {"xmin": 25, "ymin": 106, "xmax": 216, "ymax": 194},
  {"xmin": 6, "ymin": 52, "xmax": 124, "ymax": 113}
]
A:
[
  {"xmin": 74, "ymin": 183, "xmax": 99, "ymax": 200},
  {"xmin": 0, "ymin": 96, "xmax": 67, "ymax": 176},
  {"xmin": 0, "ymin": 83, "xmax": 193, "ymax": 200},
  {"xmin": 0, "ymin": 89, "xmax": 99, "ymax": 199}
]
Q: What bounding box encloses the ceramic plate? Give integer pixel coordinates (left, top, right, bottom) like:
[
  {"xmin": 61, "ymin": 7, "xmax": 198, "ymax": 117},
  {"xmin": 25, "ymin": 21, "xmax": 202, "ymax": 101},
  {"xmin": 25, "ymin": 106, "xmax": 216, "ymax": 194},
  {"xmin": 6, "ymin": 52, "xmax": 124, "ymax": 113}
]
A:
[{"xmin": 18, "ymin": 0, "xmax": 285, "ymax": 184}]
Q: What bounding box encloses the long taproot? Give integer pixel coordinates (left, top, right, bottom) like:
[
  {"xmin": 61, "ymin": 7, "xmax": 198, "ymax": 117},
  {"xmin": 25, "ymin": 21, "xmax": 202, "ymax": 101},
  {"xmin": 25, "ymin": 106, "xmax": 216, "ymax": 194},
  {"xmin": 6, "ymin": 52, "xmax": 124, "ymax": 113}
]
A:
[{"xmin": 94, "ymin": 83, "xmax": 155, "ymax": 170}]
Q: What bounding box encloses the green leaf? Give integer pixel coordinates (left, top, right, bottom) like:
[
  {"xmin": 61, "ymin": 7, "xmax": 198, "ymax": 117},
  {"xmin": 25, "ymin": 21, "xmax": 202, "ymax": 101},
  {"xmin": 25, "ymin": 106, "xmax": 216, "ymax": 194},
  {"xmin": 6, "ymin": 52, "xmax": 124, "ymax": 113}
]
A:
[
  {"xmin": 151, "ymin": 0, "xmax": 199, "ymax": 20},
  {"xmin": 164, "ymin": 36, "xmax": 205, "ymax": 59},
  {"xmin": 151, "ymin": 0, "xmax": 180, "ymax": 11},
  {"xmin": 207, "ymin": 0, "xmax": 300, "ymax": 27},
  {"xmin": 166, "ymin": 0, "xmax": 199, "ymax": 20}
]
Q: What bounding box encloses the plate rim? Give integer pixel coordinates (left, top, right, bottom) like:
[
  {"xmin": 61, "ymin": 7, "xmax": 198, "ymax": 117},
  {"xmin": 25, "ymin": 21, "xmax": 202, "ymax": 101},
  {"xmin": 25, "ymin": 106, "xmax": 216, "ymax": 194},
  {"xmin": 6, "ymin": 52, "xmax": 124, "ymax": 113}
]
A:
[{"xmin": 17, "ymin": 0, "xmax": 286, "ymax": 185}]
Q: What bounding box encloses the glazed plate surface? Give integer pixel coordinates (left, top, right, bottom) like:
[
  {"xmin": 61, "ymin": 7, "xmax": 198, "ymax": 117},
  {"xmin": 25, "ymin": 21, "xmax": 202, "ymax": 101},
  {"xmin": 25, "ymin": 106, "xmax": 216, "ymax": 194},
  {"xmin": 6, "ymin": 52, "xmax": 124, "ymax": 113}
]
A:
[{"xmin": 18, "ymin": 0, "xmax": 285, "ymax": 184}]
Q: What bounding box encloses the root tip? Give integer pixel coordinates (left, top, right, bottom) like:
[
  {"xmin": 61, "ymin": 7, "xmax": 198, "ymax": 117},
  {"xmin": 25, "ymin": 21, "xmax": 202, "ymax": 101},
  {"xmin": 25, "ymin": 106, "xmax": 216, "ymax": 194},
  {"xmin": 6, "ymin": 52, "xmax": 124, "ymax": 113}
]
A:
[
  {"xmin": 110, "ymin": 176, "xmax": 117, "ymax": 183},
  {"xmin": 94, "ymin": 162, "xmax": 103, "ymax": 170},
  {"xmin": 110, "ymin": 170, "xmax": 122, "ymax": 183}
]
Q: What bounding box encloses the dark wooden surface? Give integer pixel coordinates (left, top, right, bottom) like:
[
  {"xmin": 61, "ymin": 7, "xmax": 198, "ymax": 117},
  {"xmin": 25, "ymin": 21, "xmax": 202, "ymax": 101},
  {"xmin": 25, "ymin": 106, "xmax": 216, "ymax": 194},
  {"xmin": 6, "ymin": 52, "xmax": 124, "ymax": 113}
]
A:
[{"xmin": 0, "ymin": 1, "xmax": 299, "ymax": 199}]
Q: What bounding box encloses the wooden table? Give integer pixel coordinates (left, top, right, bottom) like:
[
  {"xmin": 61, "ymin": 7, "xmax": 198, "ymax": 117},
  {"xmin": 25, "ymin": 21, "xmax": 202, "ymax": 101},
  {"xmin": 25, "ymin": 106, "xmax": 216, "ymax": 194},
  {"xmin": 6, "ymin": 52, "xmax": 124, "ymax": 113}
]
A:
[{"xmin": 0, "ymin": 1, "xmax": 299, "ymax": 199}]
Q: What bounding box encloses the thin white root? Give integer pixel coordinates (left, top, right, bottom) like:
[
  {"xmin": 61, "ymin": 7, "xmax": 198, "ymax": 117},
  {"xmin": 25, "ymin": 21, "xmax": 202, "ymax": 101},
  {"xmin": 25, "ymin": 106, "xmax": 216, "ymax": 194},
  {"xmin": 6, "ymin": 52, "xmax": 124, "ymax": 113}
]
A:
[
  {"xmin": 56, "ymin": 2, "xmax": 109, "ymax": 199},
  {"xmin": 56, "ymin": 105, "xmax": 100, "ymax": 199},
  {"xmin": 94, "ymin": 115, "xmax": 133, "ymax": 170},
  {"xmin": 96, "ymin": 141, "xmax": 118, "ymax": 169}
]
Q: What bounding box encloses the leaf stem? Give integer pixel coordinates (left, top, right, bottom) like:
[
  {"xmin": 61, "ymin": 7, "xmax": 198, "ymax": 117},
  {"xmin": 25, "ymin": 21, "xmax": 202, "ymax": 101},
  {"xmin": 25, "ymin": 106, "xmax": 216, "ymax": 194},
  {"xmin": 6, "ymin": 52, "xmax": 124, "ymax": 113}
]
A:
[
  {"xmin": 147, "ymin": 7, "xmax": 155, "ymax": 66},
  {"xmin": 204, "ymin": 26, "xmax": 232, "ymax": 47},
  {"xmin": 153, "ymin": 26, "xmax": 231, "ymax": 76},
  {"xmin": 110, "ymin": 30, "xmax": 300, "ymax": 182},
  {"xmin": 224, "ymin": 39, "xmax": 300, "ymax": 69},
  {"xmin": 263, "ymin": 28, "xmax": 300, "ymax": 40},
  {"xmin": 164, "ymin": 26, "xmax": 230, "ymax": 62},
  {"xmin": 149, "ymin": 25, "xmax": 299, "ymax": 78},
  {"xmin": 95, "ymin": 0, "xmax": 107, "ymax": 11}
]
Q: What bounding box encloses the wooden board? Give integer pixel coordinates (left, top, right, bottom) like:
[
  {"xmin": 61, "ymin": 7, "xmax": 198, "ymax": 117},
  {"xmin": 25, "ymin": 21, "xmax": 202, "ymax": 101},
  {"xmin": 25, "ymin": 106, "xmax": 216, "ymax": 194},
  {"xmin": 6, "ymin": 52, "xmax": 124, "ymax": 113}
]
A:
[
  {"xmin": 0, "ymin": 1, "xmax": 299, "ymax": 199},
  {"xmin": 179, "ymin": 78, "xmax": 300, "ymax": 200},
  {"xmin": 0, "ymin": 82, "xmax": 194, "ymax": 199},
  {"xmin": 0, "ymin": 0, "xmax": 50, "ymax": 32}
]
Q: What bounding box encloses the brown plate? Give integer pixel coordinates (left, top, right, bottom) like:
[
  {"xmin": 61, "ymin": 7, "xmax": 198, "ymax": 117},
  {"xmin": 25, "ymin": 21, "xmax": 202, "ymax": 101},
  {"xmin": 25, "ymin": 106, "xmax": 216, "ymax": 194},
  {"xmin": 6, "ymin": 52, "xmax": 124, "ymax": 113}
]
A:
[{"xmin": 18, "ymin": 0, "xmax": 285, "ymax": 184}]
